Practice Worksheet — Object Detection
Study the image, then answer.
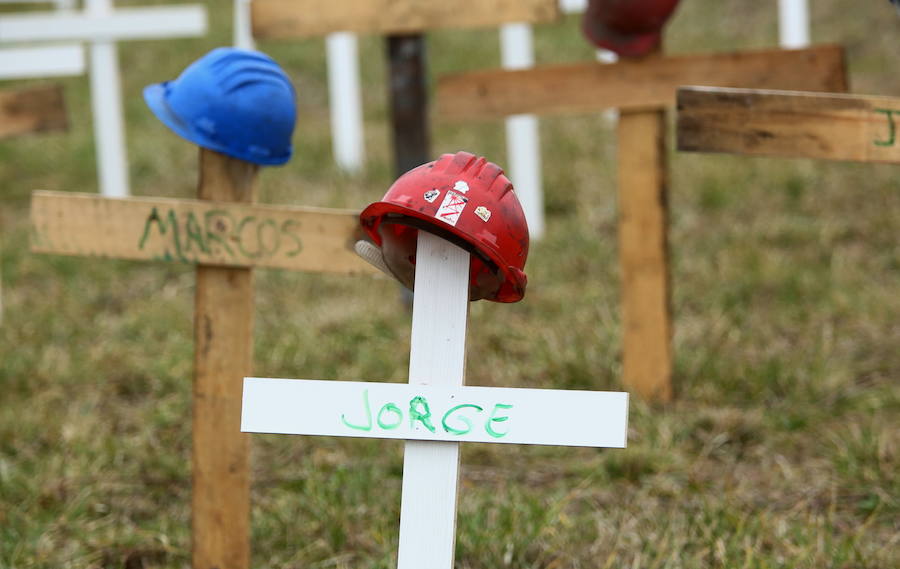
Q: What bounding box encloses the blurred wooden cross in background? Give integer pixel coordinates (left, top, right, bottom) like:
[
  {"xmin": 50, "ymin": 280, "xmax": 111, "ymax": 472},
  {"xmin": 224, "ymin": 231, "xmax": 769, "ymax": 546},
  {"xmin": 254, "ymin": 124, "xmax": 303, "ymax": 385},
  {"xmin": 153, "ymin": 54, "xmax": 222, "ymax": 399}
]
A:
[
  {"xmin": 437, "ymin": 43, "xmax": 848, "ymax": 402},
  {"xmin": 30, "ymin": 148, "xmax": 376, "ymax": 569},
  {"xmin": 250, "ymin": 0, "xmax": 559, "ymax": 179}
]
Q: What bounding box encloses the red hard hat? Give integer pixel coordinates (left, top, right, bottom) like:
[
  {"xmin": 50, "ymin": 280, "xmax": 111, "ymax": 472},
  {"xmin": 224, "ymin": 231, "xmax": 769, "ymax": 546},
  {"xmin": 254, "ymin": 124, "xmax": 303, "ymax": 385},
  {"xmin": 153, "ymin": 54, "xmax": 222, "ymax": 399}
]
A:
[
  {"xmin": 583, "ymin": 0, "xmax": 681, "ymax": 57},
  {"xmin": 360, "ymin": 152, "xmax": 529, "ymax": 303}
]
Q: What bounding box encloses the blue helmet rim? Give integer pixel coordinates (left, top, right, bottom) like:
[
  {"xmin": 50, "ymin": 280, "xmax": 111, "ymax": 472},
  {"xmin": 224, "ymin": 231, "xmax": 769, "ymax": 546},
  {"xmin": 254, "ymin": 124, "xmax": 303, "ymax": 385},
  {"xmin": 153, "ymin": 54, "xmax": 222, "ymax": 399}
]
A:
[{"xmin": 143, "ymin": 81, "xmax": 291, "ymax": 166}]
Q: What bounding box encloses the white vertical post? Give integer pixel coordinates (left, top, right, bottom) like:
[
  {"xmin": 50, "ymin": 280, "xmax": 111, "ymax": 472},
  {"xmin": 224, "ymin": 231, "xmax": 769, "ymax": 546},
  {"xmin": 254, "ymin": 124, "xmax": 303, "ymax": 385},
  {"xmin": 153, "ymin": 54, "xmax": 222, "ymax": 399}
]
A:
[
  {"xmin": 596, "ymin": 48, "xmax": 619, "ymax": 122},
  {"xmin": 396, "ymin": 231, "xmax": 470, "ymax": 569},
  {"xmin": 87, "ymin": 0, "xmax": 129, "ymax": 197},
  {"xmin": 326, "ymin": 32, "xmax": 365, "ymax": 172},
  {"xmin": 558, "ymin": 0, "xmax": 587, "ymax": 12},
  {"xmin": 500, "ymin": 23, "xmax": 543, "ymax": 239},
  {"xmin": 778, "ymin": 0, "xmax": 810, "ymax": 48},
  {"xmin": 233, "ymin": 0, "xmax": 255, "ymax": 50}
]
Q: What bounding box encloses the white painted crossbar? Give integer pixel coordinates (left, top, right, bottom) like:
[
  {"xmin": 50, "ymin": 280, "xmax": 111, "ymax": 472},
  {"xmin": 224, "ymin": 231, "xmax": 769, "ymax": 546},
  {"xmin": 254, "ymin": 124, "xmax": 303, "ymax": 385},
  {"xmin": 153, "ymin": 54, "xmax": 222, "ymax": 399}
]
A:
[
  {"xmin": 242, "ymin": 379, "xmax": 628, "ymax": 447},
  {"xmin": 0, "ymin": 44, "xmax": 84, "ymax": 79},
  {"xmin": 0, "ymin": 6, "xmax": 207, "ymax": 43}
]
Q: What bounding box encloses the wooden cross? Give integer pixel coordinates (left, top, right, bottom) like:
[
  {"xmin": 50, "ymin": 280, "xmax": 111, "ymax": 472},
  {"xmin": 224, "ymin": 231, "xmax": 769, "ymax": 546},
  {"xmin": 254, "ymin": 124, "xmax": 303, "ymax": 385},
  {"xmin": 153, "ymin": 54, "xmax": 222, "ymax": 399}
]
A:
[
  {"xmin": 435, "ymin": 43, "xmax": 848, "ymax": 402},
  {"xmin": 677, "ymin": 86, "xmax": 900, "ymax": 164},
  {"xmin": 250, "ymin": 0, "xmax": 559, "ymax": 178},
  {"xmin": 241, "ymin": 230, "xmax": 629, "ymax": 569},
  {"xmin": 30, "ymin": 148, "xmax": 377, "ymax": 569},
  {"xmin": 0, "ymin": 0, "xmax": 207, "ymax": 197}
]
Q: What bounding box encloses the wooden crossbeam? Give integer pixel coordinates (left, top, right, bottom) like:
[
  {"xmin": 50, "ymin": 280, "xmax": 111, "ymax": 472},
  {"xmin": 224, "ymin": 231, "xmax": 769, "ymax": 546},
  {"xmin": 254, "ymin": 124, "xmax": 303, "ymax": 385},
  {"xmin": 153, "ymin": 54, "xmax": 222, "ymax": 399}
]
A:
[
  {"xmin": 437, "ymin": 45, "xmax": 847, "ymax": 120},
  {"xmin": 0, "ymin": 84, "xmax": 67, "ymax": 140},
  {"xmin": 30, "ymin": 191, "xmax": 376, "ymax": 274},
  {"xmin": 252, "ymin": 0, "xmax": 559, "ymax": 38},
  {"xmin": 677, "ymin": 86, "xmax": 900, "ymax": 164}
]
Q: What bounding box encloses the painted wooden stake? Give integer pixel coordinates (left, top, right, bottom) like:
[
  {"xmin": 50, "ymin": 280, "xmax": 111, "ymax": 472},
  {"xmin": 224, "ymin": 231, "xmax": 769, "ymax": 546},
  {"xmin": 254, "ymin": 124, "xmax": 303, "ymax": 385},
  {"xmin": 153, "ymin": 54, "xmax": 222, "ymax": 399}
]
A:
[
  {"xmin": 0, "ymin": 2, "xmax": 207, "ymax": 198},
  {"xmin": 241, "ymin": 230, "xmax": 629, "ymax": 566},
  {"xmin": 779, "ymin": 0, "xmax": 810, "ymax": 49},
  {"xmin": 617, "ymin": 68, "xmax": 672, "ymax": 401},
  {"xmin": 87, "ymin": 0, "xmax": 128, "ymax": 198},
  {"xmin": 327, "ymin": 32, "xmax": 365, "ymax": 172},
  {"xmin": 436, "ymin": 45, "xmax": 847, "ymax": 401},
  {"xmin": 500, "ymin": 23, "xmax": 544, "ymax": 239},
  {"xmin": 0, "ymin": 45, "xmax": 84, "ymax": 80},
  {"xmin": 191, "ymin": 149, "xmax": 257, "ymax": 569},
  {"xmin": 396, "ymin": 231, "xmax": 469, "ymax": 568},
  {"xmin": 677, "ymin": 86, "xmax": 900, "ymax": 164}
]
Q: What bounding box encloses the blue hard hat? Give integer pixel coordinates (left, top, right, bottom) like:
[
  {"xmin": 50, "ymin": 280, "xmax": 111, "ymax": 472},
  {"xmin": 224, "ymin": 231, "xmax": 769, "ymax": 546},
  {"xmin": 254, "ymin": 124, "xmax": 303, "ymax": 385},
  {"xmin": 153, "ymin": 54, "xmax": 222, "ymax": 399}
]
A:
[{"xmin": 144, "ymin": 47, "xmax": 296, "ymax": 165}]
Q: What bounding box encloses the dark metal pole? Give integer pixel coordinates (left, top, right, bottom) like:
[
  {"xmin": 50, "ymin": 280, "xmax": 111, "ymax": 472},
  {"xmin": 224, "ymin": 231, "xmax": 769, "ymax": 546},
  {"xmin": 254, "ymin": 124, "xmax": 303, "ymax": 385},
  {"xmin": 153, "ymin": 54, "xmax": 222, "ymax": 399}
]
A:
[{"xmin": 387, "ymin": 34, "xmax": 431, "ymax": 176}]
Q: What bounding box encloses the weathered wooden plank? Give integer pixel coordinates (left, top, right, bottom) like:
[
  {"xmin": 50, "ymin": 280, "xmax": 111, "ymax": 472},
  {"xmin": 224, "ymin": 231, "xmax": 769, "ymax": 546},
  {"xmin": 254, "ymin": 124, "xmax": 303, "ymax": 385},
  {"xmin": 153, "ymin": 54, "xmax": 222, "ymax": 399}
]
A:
[
  {"xmin": 192, "ymin": 149, "xmax": 255, "ymax": 569},
  {"xmin": 30, "ymin": 191, "xmax": 376, "ymax": 275},
  {"xmin": 0, "ymin": 84, "xmax": 67, "ymax": 140},
  {"xmin": 252, "ymin": 0, "xmax": 559, "ymax": 38},
  {"xmin": 677, "ymin": 86, "xmax": 900, "ymax": 164},
  {"xmin": 437, "ymin": 45, "xmax": 847, "ymax": 120}
]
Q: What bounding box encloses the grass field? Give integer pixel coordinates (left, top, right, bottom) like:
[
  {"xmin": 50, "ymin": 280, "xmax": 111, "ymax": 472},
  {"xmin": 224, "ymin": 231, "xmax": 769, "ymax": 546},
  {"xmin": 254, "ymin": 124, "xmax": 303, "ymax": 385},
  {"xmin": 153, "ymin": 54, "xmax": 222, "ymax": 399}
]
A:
[{"xmin": 1, "ymin": 1, "xmax": 898, "ymax": 567}]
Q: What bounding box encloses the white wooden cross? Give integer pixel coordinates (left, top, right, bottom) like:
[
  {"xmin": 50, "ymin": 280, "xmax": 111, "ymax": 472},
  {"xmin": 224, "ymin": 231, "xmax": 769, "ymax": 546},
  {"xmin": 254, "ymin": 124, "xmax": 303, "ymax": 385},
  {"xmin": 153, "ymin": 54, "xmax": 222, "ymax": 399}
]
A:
[
  {"xmin": 0, "ymin": 0, "xmax": 207, "ymax": 197},
  {"xmin": 242, "ymin": 230, "xmax": 629, "ymax": 568}
]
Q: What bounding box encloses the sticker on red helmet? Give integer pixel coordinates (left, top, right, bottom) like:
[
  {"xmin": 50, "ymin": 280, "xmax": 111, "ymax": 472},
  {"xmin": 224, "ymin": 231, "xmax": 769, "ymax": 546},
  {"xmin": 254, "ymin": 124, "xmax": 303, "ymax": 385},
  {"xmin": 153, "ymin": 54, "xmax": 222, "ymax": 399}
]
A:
[
  {"xmin": 453, "ymin": 180, "xmax": 470, "ymax": 193},
  {"xmin": 474, "ymin": 206, "xmax": 492, "ymax": 222},
  {"xmin": 435, "ymin": 190, "xmax": 468, "ymax": 227},
  {"xmin": 424, "ymin": 189, "xmax": 440, "ymax": 203}
]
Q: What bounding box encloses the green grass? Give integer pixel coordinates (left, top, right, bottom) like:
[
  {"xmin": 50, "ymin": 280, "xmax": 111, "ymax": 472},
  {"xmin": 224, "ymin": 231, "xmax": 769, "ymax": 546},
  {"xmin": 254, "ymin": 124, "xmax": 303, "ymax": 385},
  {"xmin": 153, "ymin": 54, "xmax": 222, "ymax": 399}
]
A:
[{"xmin": 1, "ymin": 1, "xmax": 898, "ymax": 567}]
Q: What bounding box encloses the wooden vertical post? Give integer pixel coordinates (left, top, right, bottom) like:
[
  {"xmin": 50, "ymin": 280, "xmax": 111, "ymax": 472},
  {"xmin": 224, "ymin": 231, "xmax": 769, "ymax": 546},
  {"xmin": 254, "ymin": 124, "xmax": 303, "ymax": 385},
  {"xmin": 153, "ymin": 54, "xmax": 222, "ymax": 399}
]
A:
[
  {"xmin": 616, "ymin": 50, "xmax": 673, "ymax": 402},
  {"xmin": 192, "ymin": 148, "xmax": 259, "ymax": 569},
  {"xmin": 387, "ymin": 34, "xmax": 431, "ymax": 175},
  {"xmin": 397, "ymin": 231, "xmax": 470, "ymax": 569}
]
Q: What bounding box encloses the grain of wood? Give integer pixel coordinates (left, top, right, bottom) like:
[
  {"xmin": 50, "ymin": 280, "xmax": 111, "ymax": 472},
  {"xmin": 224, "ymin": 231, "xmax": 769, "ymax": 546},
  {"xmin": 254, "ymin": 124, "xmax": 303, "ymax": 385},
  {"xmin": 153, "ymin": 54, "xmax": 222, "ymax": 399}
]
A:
[
  {"xmin": 252, "ymin": 0, "xmax": 558, "ymax": 38},
  {"xmin": 0, "ymin": 84, "xmax": 67, "ymax": 140},
  {"xmin": 437, "ymin": 45, "xmax": 847, "ymax": 120},
  {"xmin": 29, "ymin": 191, "xmax": 375, "ymax": 274},
  {"xmin": 617, "ymin": 84, "xmax": 673, "ymax": 403},
  {"xmin": 191, "ymin": 149, "xmax": 257, "ymax": 569},
  {"xmin": 677, "ymin": 86, "xmax": 900, "ymax": 164}
]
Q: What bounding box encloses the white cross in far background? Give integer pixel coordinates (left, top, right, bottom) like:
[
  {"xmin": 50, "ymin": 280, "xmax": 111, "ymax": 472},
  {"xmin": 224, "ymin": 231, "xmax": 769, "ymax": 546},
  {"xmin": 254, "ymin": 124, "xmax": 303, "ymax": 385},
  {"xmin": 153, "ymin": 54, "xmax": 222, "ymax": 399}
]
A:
[
  {"xmin": 241, "ymin": 230, "xmax": 629, "ymax": 568},
  {"xmin": 0, "ymin": 0, "xmax": 207, "ymax": 197}
]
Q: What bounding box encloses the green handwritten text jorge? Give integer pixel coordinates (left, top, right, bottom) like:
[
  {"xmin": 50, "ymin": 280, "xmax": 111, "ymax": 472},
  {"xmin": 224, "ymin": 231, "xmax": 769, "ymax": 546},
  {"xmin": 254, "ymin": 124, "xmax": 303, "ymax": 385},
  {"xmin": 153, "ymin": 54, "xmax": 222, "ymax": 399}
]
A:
[
  {"xmin": 341, "ymin": 390, "xmax": 513, "ymax": 438},
  {"xmin": 138, "ymin": 207, "xmax": 303, "ymax": 262}
]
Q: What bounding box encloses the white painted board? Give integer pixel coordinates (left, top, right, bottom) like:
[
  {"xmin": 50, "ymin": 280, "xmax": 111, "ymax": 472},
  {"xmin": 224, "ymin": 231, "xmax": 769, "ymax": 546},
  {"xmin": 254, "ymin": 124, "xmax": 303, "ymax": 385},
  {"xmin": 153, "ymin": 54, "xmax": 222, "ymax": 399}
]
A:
[
  {"xmin": 397, "ymin": 232, "xmax": 470, "ymax": 569},
  {"xmin": 0, "ymin": 44, "xmax": 84, "ymax": 79},
  {"xmin": 242, "ymin": 378, "xmax": 629, "ymax": 448},
  {"xmin": 0, "ymin": 6, "xmax": 207, "ymax": 43}
]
